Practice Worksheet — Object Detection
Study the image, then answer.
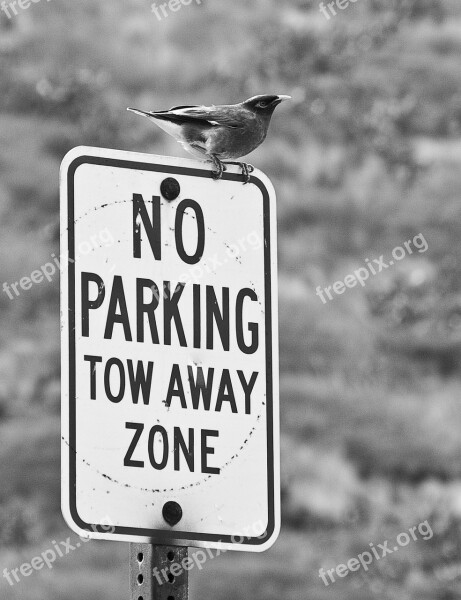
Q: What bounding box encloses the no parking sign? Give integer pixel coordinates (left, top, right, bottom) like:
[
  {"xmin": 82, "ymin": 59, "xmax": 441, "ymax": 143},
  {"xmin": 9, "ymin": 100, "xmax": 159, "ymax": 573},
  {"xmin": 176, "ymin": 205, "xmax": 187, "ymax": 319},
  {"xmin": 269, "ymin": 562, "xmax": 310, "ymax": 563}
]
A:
[{"xmin": 60, "ymin": 146, "xmax": 280, "ymax": 551}]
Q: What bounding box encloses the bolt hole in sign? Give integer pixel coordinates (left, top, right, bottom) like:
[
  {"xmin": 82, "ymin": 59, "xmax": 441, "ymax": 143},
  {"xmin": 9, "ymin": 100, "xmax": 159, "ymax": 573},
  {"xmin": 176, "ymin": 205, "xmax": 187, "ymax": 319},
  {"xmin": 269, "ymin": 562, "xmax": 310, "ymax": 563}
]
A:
[{"xmin": 60, "ymin": 147, "xmax": 280, "ymax": 551}]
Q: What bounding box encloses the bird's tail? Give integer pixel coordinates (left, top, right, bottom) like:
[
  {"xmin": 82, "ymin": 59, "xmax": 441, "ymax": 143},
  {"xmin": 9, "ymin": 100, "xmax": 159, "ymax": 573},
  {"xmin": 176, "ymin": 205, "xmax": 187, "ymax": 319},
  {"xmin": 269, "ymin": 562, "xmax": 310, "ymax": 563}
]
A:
[{"xmin": 127, "ymin": 107, "xmax": 152, "ymax": 118}]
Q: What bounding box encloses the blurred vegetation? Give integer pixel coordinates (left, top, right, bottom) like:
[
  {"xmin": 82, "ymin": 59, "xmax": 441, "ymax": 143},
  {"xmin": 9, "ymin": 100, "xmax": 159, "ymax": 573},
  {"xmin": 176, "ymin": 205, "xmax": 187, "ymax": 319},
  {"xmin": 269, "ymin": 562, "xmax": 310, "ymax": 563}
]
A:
[{"xmin": 1, "ymin": 0, "xmax": 461, "ymax": 599}]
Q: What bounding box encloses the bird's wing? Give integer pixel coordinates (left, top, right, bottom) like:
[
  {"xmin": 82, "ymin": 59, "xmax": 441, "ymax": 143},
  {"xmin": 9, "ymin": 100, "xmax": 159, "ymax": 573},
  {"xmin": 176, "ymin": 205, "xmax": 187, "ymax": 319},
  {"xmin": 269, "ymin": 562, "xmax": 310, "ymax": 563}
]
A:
[
  {"xmin": 168, "ymin": 105, "xmax": 200, "ymax": 110},
  {"xmin": 153, "ymin": 105, "xmax": 245, "ymax": 129}
]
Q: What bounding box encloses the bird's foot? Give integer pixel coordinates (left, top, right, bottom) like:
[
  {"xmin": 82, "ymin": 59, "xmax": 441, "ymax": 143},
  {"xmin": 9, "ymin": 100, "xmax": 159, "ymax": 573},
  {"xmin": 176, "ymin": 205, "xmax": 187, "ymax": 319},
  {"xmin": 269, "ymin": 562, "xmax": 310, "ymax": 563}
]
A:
[
  {"xmin": 241, "ymin": 162, "xmax": 254, "ymax": 184},
  {"xmin": 224, "ymin": 161, "xmax": 254, "ymax": 184},
  {"xmin": 210, "ymin": 155, "xmax": 226, "ymax": 180}
]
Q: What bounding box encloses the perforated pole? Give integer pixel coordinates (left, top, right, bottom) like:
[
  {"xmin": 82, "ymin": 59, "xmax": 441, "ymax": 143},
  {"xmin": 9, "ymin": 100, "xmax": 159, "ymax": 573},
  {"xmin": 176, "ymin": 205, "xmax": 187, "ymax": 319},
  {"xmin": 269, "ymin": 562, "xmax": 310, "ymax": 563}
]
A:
[{"xmin": 130, "ymin": 544, "xmax": 189, "ymax": 600}]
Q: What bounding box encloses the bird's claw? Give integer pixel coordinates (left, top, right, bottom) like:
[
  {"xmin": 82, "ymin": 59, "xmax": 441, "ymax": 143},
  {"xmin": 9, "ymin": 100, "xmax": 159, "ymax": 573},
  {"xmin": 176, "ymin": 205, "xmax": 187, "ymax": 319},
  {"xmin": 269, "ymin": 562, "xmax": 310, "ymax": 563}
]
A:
[
  {"xmin": 241, "ymin": 163, "xmax": 254, "ymax": 184},
  {"xmin": 211, "ymin": 155, "xmax": 226, "ymax": 180},
  {"xmin": 223, "ymin": 162, "xmax": 254, "ymax": 184},
  {"xmin": 212, "ymin": 167, "xmax": 226, "ymax": 179}
]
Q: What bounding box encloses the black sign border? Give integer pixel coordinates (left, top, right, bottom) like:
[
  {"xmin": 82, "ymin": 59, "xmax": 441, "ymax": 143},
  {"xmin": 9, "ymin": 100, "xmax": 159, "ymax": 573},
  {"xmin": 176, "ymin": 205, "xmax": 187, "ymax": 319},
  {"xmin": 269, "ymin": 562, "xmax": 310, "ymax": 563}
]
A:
[{"xmin": 66, "ymin": 155, "xmax": 276, "ymax": 546}]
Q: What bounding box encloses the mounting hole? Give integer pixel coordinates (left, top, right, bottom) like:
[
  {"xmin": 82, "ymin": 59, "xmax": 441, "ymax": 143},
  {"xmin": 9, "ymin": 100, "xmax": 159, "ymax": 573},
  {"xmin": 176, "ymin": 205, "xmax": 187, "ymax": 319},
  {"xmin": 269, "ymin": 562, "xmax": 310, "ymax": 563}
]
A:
[
  {"xmin": 137, "ymin": 574, "xmax": 144, "ymax": 585},
  {"xmin": 168, "ymin": 573, "xmax": 175, "ymax": 583},
  {"xmin": 138, "ymin": 597, "xmax": 143, "ymax": 600},
  {"xmin": 137, "ymin": 553, "xmax": 144, "ymax": 563},
  {"xmin": 167, "ymin": 551, "xmax": 175, "ymax": 561}
]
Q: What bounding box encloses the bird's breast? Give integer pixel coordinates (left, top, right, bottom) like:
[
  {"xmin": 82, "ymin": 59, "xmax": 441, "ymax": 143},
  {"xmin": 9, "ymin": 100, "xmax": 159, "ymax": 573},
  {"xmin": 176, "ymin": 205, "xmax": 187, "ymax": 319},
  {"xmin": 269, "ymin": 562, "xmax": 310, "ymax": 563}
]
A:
[{"xmin": 207, "ymin": 122, "xmax": 267, "ymax": 160}]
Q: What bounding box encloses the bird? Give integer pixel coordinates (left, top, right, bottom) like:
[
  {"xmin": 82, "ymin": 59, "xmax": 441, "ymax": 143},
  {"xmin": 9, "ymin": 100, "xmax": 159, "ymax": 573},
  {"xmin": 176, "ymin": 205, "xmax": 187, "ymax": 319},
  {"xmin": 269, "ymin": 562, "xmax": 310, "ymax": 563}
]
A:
[{"xmin": 127, "ymin": 94, "xmax": 291, "ymax": 183}]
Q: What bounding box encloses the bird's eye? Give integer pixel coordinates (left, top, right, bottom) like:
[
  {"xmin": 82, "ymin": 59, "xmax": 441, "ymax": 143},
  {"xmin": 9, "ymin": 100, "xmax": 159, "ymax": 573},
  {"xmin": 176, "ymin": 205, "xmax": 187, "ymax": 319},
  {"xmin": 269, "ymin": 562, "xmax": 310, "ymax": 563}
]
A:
[{"xmin": 257, "ymin": 101, "xmax": 268, "ymax": 108}]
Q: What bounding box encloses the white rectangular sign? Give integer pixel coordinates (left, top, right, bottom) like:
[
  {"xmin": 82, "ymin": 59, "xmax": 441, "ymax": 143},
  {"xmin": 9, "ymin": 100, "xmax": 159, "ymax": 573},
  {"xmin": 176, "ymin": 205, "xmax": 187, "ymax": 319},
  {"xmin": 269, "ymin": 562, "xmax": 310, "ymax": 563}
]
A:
[{"xmin": 60, "ymin": 146, "xmax": 279, "ymax": 551}]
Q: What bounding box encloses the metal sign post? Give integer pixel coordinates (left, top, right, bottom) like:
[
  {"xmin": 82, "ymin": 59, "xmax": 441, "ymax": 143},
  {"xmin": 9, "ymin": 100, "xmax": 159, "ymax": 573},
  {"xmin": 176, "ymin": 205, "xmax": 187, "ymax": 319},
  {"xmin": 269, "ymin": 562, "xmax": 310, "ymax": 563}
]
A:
[{"xmin": 130, "ymin": 544, "xmax": 188, "ymax": 600}]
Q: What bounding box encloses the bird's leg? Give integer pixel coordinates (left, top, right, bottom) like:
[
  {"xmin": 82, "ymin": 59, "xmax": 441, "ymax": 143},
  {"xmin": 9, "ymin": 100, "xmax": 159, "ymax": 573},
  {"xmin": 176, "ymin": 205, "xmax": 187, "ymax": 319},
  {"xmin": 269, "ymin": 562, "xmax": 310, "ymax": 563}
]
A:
[
  {"xmin": 240, "ymin": 162, "xmax": 250, "ymax": 183},
  {"xmin": 223, "ymin": 161, "xmax": 255, "ymax": 184},
  {"xmin": 210, "ymin": 154, "xmax": 225, "ymax": 180}
]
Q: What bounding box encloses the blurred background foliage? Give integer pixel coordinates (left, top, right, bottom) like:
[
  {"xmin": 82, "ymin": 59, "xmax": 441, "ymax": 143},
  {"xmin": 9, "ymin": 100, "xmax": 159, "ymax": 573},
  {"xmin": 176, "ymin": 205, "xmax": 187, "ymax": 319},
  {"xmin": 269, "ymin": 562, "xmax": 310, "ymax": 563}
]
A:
[{"xmin": 1, "ymin": 0, "xmax": 461, "ymax": 598}]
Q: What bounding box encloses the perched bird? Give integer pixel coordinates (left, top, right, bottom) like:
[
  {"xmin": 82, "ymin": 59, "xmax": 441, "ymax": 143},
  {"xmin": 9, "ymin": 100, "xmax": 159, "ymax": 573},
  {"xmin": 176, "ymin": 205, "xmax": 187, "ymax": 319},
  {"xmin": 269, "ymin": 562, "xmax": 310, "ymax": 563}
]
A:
[{"xmin": 127, "ymin": 94, "xmax": 291, "ymax": 183}]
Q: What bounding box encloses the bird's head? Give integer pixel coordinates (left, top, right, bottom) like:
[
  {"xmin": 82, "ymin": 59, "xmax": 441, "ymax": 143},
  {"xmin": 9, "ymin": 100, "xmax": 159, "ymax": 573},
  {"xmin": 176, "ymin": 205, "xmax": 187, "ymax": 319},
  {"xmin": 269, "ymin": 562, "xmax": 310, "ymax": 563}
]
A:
[{"xmin": 242, "ymin": 94, "xmax": 291, "ymax": 116}]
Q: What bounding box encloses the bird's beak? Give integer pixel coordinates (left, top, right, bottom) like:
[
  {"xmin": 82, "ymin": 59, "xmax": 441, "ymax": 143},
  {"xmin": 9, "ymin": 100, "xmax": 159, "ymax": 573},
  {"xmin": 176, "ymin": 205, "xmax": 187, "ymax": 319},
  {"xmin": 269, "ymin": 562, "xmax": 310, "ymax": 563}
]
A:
[
  {"xmin": 127, "ymin": 107, "xmax": 152, "ymax": 118},
  {"xmin": 275, "ymin": 95, "xmax": 291, "ymax": 103}
]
